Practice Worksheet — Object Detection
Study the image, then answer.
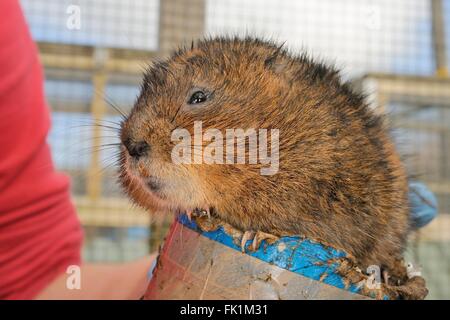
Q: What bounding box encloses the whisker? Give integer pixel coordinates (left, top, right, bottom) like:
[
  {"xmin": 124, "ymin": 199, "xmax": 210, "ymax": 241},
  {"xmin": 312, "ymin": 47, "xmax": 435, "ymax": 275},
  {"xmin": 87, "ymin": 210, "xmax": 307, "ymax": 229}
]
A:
[
  {"xmin": 69, "ymin": 117, "xmax": 122, "ymax": 127},
  {"xmin": 83, "ymin": 123, "xmax": 121, "ymax": 132},
  {"xmin": 76, "ymin": 145, "xmax": 121, "ymax": 155},
  {"xmin": 93, "ymin": 118, "xmax": 123, "ymax": 127},
  {"xmin": 97, "ymin": 143, "xmax": 122, "ymax": 147},
  {"xmin": 95, "ymin": 89, "xmax": 128, "ymax": 120},
  {"xmin": 87, "ymin": 135, "xmax": 121, "ymax": 140}
]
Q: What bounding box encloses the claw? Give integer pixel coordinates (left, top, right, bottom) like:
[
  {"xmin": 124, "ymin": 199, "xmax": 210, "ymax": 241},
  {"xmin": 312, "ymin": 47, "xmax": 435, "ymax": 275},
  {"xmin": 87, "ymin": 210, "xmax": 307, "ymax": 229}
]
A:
[
  {"xmin": 383, "ymin": 270, "xmax": 390, "ymax": 285},
  {"xmin": 365, "ymin": 273, "xmax": 377, "ymax": 290},
  {"xmin": 406, "ymin": 262, "xmax": 422, "ymax": 279},
  {"xmin": 240, "ymin": 230, "xmax": 279, "ymax": 252},
  {"xmin": 197, "ymin": 208, "xmax": 211, "ymax": 220},
  {"xmin": 193, "ymin": 207, "xmax": 210, "ymax": 219},
  {"xmin": 241, "ymin": 231, "xmax": 255, "ymax": 252},
  {"xmin": 251, "ymin": 231, "xmax": 279, "ymax": 251},
  {"xmin": 186, "ymin": 209, "xmax": 192, "ymax": 221}
]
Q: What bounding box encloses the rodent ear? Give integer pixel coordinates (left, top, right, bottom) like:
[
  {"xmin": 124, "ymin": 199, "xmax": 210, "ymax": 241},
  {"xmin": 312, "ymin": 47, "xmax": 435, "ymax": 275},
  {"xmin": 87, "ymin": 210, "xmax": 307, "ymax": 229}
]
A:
[{"xmin": 264, "ymin": 43, "xmax": 289, "ymax": 75}]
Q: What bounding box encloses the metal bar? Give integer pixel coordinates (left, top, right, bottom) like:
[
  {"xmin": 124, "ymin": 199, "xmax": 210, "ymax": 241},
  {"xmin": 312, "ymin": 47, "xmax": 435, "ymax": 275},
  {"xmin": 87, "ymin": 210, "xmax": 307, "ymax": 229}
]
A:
[
  {"xmin": 86, "ymin": 48, "xmax": 109, "ymax": 201},
  {"xmin": 158, "ymin": 0, "xmax": 206, "ymax": 57},
  {"xmin": 74, "ymin": 196, "xmax": 149, "ymax": 227},
  {"xmin": 431, "ymin": 0, "xmax": 448, "ymax": 77}
]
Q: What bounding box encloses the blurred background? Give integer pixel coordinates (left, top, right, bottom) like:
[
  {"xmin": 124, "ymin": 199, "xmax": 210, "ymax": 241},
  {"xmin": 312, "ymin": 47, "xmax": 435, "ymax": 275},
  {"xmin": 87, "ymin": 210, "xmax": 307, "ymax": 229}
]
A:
[{"xmin": 19, "ymin": 0, "xmax": 449, "ymax": 299}]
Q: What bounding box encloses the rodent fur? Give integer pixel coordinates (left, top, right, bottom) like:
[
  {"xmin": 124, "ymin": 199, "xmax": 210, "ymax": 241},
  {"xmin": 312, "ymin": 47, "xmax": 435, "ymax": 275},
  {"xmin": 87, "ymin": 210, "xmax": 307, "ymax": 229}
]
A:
[{"xmin": 120, "ymin": 37, "xmax": 414, "ymax": 286}]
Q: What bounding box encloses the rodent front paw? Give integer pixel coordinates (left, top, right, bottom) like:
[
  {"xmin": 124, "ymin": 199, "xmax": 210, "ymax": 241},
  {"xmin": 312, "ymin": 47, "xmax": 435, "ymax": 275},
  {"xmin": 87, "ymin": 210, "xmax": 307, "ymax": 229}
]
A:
[
  {"xmin": 190, "ymin": 208, "xmax": 220, "ymax": 232},
  {"xmin": 240, "ymin": 230, "xmax": 279, "ymax": 252}
]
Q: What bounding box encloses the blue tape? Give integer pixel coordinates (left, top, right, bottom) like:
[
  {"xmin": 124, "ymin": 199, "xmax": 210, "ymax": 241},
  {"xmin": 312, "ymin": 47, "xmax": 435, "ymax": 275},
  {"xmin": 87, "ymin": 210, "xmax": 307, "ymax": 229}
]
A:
[
  {"xmin": 408, "ymin": 181, "xmax": 438, "ymax": 229},
  {"xmin": 177, "ymin": 214, "xmax": 364, "ymax": 295}
]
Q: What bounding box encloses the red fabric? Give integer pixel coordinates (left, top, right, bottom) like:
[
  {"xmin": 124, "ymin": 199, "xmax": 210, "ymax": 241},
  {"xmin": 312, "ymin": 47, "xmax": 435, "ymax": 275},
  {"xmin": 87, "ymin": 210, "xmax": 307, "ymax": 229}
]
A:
[{"xmin": 0, "ymin": 0, "xmax": 83, "ymax": 299}]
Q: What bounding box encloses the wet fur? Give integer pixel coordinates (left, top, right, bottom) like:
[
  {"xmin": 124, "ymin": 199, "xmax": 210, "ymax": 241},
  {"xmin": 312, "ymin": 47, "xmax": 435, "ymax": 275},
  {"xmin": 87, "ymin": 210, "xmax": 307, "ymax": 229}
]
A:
[{"xmin": 120, "ymin": 37, "xmax": 412, "ymax": 285}]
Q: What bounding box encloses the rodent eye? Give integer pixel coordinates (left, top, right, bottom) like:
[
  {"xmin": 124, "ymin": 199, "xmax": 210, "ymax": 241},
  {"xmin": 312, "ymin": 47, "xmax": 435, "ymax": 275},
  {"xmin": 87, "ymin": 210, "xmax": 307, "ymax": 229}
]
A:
[{"xmin": 188, "ymin": 91, "xmax": 208, "ymax": 104}]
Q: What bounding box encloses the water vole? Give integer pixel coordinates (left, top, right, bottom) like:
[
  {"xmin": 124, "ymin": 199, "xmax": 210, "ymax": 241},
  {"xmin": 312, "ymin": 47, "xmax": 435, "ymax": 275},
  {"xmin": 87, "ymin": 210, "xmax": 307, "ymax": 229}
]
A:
[{"xmin": 119, "ymin": 37, "xmax": 426, "ymax": 298}]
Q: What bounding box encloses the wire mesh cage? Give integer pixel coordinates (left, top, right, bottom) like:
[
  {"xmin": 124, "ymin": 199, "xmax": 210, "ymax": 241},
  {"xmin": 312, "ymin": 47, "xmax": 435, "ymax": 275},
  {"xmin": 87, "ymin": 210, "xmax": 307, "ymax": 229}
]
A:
[{"xmin": 19, "ymin": 0, "xmax": 450, "ymax": 299}]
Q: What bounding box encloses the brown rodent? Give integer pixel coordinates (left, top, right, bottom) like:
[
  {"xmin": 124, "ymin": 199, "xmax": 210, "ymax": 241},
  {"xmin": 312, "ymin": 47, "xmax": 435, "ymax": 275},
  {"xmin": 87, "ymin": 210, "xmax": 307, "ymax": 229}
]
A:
[{"xmin": 119, "ymin": 37, "xmax": 425, "ymax": 297}]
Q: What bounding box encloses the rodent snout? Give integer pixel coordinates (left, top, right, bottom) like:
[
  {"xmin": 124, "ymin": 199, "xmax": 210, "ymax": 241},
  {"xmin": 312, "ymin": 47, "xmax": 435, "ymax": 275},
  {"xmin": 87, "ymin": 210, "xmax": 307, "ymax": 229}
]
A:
[{"xmin": 123, "ymin": 138, "xmax": 150, "ymax": 160}]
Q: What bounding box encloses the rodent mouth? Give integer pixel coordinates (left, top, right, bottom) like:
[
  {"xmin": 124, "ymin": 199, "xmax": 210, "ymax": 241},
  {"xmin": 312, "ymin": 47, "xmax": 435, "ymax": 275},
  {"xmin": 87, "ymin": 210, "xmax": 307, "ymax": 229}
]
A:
[
  {"xmin": 146, "ymin": 176, "xmax": 162, "ymax": 192},
  {"xmin": 132, "ymin": 172, "xmax": 166, "ymax": 200},
  {"xmin": 121, "ymin": 152, "xmax": 170, "ymax": 205},
  {"xmin": 143, "ymin": 176, "xmax": 166, "ymax": 199},
  {"xmin": 121, "ymin": 150, "xmax": 211, "ymax": 215}
]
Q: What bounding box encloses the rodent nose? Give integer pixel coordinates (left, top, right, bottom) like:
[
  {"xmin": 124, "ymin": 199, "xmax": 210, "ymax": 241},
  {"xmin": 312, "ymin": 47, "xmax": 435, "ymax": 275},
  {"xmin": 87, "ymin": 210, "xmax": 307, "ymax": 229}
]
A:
[{"xmin": 123, "ymin": 139, "xmax": 150, "ymax": 159}]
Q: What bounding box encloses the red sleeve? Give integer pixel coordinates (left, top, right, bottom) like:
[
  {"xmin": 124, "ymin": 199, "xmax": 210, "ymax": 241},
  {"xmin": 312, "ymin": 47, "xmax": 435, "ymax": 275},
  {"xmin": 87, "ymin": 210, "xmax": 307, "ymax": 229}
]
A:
[{"xmin": 0, "ymin": 0, "xmax": 83, "ymax": 299}]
